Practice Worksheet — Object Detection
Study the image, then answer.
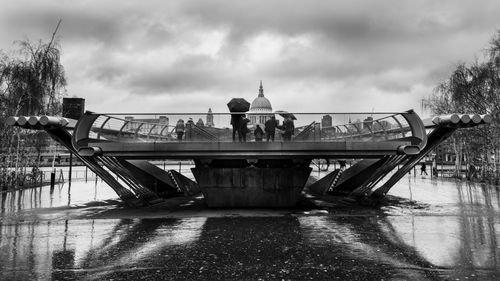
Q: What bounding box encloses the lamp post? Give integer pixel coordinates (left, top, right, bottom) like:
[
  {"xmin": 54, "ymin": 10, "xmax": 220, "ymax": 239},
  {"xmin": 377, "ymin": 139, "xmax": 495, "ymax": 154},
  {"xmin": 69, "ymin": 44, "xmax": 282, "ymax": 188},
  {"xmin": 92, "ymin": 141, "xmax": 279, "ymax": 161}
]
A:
[{"xmin": 50, "ymin": 144, "xmax": 56, "ymax": 189}]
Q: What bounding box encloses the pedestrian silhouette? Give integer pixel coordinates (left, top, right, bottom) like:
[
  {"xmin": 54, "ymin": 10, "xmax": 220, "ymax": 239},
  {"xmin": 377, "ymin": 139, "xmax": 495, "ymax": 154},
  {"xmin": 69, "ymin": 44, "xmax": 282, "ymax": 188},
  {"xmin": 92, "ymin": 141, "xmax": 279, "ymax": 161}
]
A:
[
  {"xmin": 281, "ymin": 116, "xmax": 295, "ymax": 142},
  {"xmin": 239, "ymin": 117, "xmax": 250, "ymax": 142},
  {"xmin": 265, "ymin": 116, "xmax": 277, "ymax": 142},
  {"xmin": 175, "ymin": 119, "xmax": 185, "ymax": 141},
  {"xmin": 254, "ymin": 124, "xmax": 264, "ymax": 142},
  {"xmin": 420, "ymin": 162, "xmax": 428, "ymax": 175},
  {"xmin": 230, "ymin": 114, "xmax": 244, "ymax": 142}
]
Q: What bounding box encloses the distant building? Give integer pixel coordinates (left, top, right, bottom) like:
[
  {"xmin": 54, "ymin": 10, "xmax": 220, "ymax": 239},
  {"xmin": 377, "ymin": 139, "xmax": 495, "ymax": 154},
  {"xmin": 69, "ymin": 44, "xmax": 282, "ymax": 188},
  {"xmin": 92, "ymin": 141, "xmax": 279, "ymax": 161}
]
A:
[
  {"xmin": 196, "ymin": 118, "xmax": 205, "ymax": 127},
  {"xmin": 321, "ymin": 115, "xmax": 332, "ymax": 128},
  {"xmin": 373, "ymin": 120, "xmax": 392, "ymax": 131},
  {"xmin": 62, "ymin": 97, "xmax": 85, "ymax": 120},
  {"xmin": 361, "ymin": 116, "xmax": 393, "ymax": 132},
  {"xmin": 206, "ymin": 108, "xmax": 214, "ymax": 127},
  {"xmin": 249, "ymin": 81, "xmax": 273, "ymax": 126},
  {"xmin": 123, "ymin": 116, "xmax": 169, "ymax": 135},
  {"xmin": 321, "ymin": 126, "xmax": 340, "ymax": 139}
]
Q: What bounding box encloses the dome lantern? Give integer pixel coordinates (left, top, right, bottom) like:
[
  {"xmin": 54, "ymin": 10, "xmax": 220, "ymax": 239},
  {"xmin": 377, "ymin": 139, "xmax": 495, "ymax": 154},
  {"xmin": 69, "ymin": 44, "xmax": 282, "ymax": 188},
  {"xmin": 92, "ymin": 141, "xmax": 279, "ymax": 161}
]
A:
[
  {"xmin": 250, "ymin": 81, "xmax": 272, "ymax": 111},
  {"xmin": 249, "ymin": 81, "xmax": 273, "ymax": 126}
]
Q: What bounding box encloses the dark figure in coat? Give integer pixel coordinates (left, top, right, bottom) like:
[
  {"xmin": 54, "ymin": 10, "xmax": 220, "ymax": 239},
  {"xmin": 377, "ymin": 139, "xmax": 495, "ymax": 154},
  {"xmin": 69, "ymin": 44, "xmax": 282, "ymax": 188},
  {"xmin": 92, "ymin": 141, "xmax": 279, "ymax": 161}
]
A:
[
  {"xmin": 254, "ymin": 124, "xmax": 264, "ymax": 142},
  {"xmin": 185, "ymin": 118, "xmax": 194, "ymax": 141},
  {"xmin": 282, "ymin": 116, "xmax": 295, "ymax": 142},
  {"xmin": 420, "ymin": 162, "xmax": 428, "ymax": 175},
  {"xmin": 468, "ymin": 164, "xmax": 476, "ymax": 180},
  {"xmin": 264, "ymin": 116, "xmax": 278, "ymax": 142},
  {"xmin": 239, "ymin": 117, "xmax": 250, "ymax": 142},
  {"xmin": 230, "ymin": 114, "xmax": 244, "ymax": 142},
  {"xmin": 175, "ymin": 119, "xmax": 185, "ymax": 141}
]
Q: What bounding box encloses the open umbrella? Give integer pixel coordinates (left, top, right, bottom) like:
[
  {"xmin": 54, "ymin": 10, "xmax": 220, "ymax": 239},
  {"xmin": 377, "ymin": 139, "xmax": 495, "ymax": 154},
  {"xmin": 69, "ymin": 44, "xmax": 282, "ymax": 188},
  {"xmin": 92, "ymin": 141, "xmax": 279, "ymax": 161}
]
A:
[
  {"xmin": 275, "ymin": 110, "xmax": 297, "ymax": 120},
  {"xmin": 227, "ymin": 98, "xmax": 250, "ymax": 112}
]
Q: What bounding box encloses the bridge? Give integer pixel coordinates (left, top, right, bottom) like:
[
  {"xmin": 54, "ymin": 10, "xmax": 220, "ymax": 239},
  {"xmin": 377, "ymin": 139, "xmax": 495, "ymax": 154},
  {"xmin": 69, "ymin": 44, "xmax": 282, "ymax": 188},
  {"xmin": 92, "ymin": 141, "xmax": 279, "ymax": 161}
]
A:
[{"xmin": 6, "ymin": 110, "xmax": 492, "ymax": 207}]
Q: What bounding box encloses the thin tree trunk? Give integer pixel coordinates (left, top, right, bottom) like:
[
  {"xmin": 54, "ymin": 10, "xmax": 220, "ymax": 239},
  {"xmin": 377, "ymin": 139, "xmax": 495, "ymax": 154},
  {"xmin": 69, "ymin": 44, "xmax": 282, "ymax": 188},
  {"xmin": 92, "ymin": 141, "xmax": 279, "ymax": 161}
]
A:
[
  {"xmin": 453, "ymin": 137, "xmax": 460, "ymax": 178},
  {"xmin": 14, "ymin": 130, "xmax": 20, "ymax": 187}
]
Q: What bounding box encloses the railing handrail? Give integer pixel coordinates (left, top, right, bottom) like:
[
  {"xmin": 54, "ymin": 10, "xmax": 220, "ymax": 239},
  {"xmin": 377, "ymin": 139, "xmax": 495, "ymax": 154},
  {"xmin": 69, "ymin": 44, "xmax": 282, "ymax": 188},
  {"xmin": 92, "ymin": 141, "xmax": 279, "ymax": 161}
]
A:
[
  {"xmin": 73, "ymin": 111, "xmax": 423, "ymax": 145},
  {"xmin": 294, "ymin": 121, "xmax": 317, "ymax": 140},
  {"xmin": 90, "ymin": 111, "xmax": 407, "ymax": 116},
  {"xmin": 186, "ymin": 122, "xmax": 218, "ymax": 141}
]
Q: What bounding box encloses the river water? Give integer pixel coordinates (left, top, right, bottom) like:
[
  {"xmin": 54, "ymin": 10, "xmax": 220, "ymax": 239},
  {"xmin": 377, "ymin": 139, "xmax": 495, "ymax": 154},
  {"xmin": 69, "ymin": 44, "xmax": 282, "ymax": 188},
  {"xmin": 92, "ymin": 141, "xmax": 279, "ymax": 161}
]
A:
[{"xmin": 0, "ymin": 173, "xmax": 499, "ymax": 280}]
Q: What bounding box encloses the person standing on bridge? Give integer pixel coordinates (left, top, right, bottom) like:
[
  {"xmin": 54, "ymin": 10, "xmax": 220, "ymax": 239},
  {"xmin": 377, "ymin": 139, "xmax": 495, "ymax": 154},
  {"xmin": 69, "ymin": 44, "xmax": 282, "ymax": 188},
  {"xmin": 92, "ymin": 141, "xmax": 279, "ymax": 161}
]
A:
[
  {"xmin": 265, "ymin": 116, "xmax": 277, "ymax": 142},
  {"xmin": 239, "ymin": 117, "xmax": 250, "ymax": 142},
  {"xmin": 185, "ymin": 118, "xmax": 194, "ymax": 141},
  {"xmin": 231, "ymin": 114, "xmax": 244, "ymax": 142},
  {"xmin": 175, "ymin": 119, "xmax": 185, "ymax": 141},
  {"xmin": 254, "ymin": 124, "xmax": 264, "ymax": 142},
  {"xmin": 282, "ymin": 116, "xmax": 295, "ymax": 142}
]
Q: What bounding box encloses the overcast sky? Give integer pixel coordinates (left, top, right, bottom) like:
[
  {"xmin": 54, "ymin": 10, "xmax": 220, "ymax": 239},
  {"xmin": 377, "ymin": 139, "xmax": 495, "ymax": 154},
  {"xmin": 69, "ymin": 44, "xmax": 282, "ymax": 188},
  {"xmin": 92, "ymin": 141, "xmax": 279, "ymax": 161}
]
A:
[{"xmin": 1, "ymin": 0, "xmax": 499, "ymax": 115}]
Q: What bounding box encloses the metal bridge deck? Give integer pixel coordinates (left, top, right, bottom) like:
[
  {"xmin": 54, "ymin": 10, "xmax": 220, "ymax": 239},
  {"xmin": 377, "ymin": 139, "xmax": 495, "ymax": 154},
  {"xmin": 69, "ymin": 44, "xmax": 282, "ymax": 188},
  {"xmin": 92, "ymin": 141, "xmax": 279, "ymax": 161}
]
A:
[{"xmin": 83, "ymin": 140, "xmax": 417, "ymax": 159}]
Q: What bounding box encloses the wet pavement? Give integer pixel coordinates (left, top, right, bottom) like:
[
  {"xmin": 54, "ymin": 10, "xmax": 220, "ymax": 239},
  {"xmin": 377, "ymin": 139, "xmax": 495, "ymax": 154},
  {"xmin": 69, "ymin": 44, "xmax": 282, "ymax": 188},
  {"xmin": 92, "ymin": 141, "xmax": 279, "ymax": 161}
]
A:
[{"xmin": 1, "ymin": 175, "xmax": 500, "ymax": 280}]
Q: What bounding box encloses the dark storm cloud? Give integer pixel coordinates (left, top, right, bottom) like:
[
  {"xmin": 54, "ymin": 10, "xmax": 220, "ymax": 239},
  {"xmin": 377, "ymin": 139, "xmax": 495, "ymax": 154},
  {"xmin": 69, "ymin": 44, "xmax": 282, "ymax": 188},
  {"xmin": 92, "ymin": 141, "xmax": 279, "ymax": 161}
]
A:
[
  {"xmin": 178, "ymin": 0, "xmax": 487, "ymax": 43},
  {"xmin": 1, "ymin": 0, "xmax": 499, "ymax": 111},
  {"xmin": 1, "ymin": 1, "xmax": 181, "ymax": 52},
  {"xmin": 2, "ymin": 2, "xmax": 119, "ymax": 45},
  {"xmin": 170, "ymin": 0, "xmax": 500, "ymax": 93},
  {"xmin": 89, "ymin": 52, "xmax": 250, "ymax": 95},
  {"xmin": 127, "ymin": 55, "xmax": 229, "ymax": 93}
]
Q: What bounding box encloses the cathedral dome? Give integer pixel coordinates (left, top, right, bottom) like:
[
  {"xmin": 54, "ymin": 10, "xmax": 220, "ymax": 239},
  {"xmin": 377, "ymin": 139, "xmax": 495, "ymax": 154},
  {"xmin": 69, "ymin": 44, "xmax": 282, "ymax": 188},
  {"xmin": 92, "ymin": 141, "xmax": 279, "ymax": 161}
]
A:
[
  {"xmin": 251, "ymin": 96, "xmax": 272, "ymax": 111},
  {"xmin": 250, "ymin": 81, "xmax": 272, "ymax": 111}
]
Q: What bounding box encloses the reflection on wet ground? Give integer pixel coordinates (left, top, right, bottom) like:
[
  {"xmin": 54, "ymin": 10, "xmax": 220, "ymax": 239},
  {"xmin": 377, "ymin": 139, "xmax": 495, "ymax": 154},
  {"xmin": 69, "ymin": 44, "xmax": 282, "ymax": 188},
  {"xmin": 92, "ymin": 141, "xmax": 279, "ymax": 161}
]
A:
[
  {"xmin": 1, "ymin": 176, "xmax": 500, "ymax": 280},
  {"xmin": 1, "ymin": 180, "xmax": 118, "ymax": 214}
]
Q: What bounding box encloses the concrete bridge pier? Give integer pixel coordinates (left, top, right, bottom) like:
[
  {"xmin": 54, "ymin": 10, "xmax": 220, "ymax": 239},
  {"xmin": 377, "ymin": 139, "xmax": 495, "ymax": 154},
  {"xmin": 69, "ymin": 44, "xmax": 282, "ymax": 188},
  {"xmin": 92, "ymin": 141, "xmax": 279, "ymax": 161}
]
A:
[{"xmin": 192, "ymin": 159, "xmax": 312, "ymax": 207}]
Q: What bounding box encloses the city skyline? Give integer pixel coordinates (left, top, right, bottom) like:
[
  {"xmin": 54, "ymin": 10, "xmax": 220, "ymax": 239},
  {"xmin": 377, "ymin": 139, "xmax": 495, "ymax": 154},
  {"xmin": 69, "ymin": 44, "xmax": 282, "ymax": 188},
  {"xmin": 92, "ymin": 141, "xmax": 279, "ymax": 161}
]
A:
[{"xmin": 1, "ymin": 1, "xmax": 499, "ymax": 115}]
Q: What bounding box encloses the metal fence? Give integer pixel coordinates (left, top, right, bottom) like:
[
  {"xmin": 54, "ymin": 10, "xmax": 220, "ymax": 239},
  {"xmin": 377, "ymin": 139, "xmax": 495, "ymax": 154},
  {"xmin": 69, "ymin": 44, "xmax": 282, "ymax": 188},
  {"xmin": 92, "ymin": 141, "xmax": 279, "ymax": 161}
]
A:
[{"xmin": 78, "ymin": 111, "xmax": 417, "ymax": 143}]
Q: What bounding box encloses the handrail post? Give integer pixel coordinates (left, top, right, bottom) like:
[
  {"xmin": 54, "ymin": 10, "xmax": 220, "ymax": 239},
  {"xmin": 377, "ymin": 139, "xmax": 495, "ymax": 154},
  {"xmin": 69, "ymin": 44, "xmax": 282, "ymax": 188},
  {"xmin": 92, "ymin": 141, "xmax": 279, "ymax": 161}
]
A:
[
  {"xmin": 97, "ymin": 116, "xmax": 111, "ymax": 140},
  {"xmin": 72, "ymin": 112, "xmax": 101, "ymax": 149},
  {"xmin": 401, "ymin": 110, "xmax": 427, "ymax": 149}
]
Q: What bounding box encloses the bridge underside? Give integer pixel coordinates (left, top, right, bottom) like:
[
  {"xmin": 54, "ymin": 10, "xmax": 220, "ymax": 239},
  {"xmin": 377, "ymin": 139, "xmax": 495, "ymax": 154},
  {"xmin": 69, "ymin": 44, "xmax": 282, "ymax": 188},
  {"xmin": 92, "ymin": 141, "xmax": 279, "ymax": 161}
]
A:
[{"xmin": 7, "ymin": 111, "xmax": 491, "ymax": 207}]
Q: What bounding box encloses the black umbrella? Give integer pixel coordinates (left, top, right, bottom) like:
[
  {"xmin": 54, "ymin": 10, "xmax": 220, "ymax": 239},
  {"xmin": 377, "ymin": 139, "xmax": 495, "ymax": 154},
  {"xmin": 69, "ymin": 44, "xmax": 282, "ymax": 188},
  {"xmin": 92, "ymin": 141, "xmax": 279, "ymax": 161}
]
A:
[
  {"xmin": 227, "ymin": 98, "xmax": 250, "ymax": 112},
  {"xmin": 275, "ymin": 110, "xmax": 297, "ymax": 120}
]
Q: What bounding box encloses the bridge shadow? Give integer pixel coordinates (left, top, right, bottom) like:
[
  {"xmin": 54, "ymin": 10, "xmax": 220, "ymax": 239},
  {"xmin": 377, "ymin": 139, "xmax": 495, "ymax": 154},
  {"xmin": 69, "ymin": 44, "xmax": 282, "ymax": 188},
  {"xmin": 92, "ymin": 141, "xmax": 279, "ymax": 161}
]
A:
[{"xmin": 35, "ymin": 217, "xmax": 457, "ymax": 280}]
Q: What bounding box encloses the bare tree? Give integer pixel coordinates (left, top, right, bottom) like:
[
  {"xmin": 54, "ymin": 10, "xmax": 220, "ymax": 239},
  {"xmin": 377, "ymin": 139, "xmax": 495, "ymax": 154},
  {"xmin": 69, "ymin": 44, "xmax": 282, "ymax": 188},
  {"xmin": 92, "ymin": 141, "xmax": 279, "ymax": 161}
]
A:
[
  {"xmin": 431, "ymin": 30, "xmax": 500, "ymax": 182},
  {"xmin": 0, "ymin": 20, "xmax": 66, "ymax": 189}
]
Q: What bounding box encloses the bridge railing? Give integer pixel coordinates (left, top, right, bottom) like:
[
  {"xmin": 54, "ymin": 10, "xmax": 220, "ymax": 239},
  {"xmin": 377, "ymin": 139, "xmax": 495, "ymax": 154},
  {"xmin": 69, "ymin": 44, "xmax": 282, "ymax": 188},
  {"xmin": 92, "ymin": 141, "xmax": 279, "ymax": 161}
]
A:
[{"xmin": 72, "ymin": 110, "xmax": 426, "ymax": 147}]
